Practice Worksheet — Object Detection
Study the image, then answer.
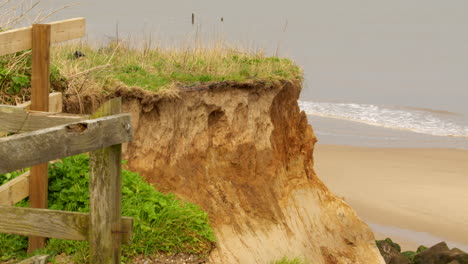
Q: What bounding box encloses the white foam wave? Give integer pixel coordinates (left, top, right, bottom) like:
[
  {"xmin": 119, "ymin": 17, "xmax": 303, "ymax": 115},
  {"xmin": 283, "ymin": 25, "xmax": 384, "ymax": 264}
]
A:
[{"xmin": 298, "ymin": 101, "xmax": 468, "ymax": 137}]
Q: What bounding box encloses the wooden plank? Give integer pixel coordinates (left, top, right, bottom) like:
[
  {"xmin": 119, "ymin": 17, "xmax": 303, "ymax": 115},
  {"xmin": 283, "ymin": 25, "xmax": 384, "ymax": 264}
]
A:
[
  {"xmin": 16, "ymin": 255, "xmax": 49, "ymax": 264},
  {"xmin": 0, "ymin": 205, "xmax": 133, "ymax": 243},
  {"xmin": 19, "ymin": 92, "xmax": 63, "ymax": 113},
  {"xmin": 0, "ymin": 114, "xmax": 132, "ymax": 174},
  {"xmin": 31, "ymin": 23, "xmax": 51, "ymax": 113},
  {"xmin": 0, "ymin": 18, "xmax": 86, "ymax": 56},
  {"xmin": 0, "ymin": 26, "xmax": 32, "ymax": 56},
  {"xmin": 0, "ymin": 105, "xmax": 87, "ymax": 133},
  {"xmin": 49, "ymin": 18, "xmax": 86, "ymax": 44},
  {"xmin": 29, "ymin": 23, "xmax": 52, "ymax": 252},
  {"xmin": 0, "ymin": 171, "xmax": 29, "ymax": 206},
  {"xmin": 89, "ymin": 98, "xmax": 124, "ymax": 263},
  {"xmin": 48, "ymin": 92, "xmax": 63, "ymax": 113}
]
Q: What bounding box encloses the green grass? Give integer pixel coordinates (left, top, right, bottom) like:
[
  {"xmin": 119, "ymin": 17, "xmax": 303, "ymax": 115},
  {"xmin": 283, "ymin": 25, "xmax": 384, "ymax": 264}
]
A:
[
  {"xmin": 0, "ymin": 154, "xmax": 215, "ymax": 263},
  {"xmin": 272, "ymin": 256, "xmax": 307, "ymax": 264},
  {"xmin": 0, "ymin": 41, "xmax": 302, "ymax": 105},
  {"xmin": 53, "ymin": 42, "xmax": 302, "ymax": 93}
]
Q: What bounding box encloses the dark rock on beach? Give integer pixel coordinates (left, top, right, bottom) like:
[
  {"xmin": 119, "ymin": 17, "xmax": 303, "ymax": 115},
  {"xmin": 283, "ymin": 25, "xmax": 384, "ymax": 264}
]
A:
[
  {"xmin": 414, "ymin": 242, "xmax": 468, "ymax": 264},
  {"xmin": 377, "ymin": 239, "xmax": 468, "ymax": 264},
  {"xmin": 376, "ymin": 238, "xmax": 410, "ymax": 264}
]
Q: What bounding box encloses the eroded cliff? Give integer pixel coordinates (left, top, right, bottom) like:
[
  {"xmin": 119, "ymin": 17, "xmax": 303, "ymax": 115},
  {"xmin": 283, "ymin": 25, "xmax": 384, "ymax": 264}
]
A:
[{"xmin": 66, "ymin": 80, "xmax": 384, "ymax": 263}]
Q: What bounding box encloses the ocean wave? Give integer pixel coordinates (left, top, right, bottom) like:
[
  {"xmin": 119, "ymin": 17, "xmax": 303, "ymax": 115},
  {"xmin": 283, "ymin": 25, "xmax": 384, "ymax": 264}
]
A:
[{"xmin": 298, "ymin": 101, "xmax": 468, "ymax": 137}]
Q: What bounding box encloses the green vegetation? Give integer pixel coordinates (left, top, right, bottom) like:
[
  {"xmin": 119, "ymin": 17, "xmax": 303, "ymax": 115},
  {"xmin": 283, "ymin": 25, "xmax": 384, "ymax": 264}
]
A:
[
  {"xmin": 376, "ymin": 237, "xmax": 401, "ymax": 252},
  {"xmin": 0, "ymin": 154, "xmax": 215, "ymax": 263},
  {"xmin": 0, "ymin": 170, "xmax": 24, "ymax": 185},
  {"xmin": 53, "ymin": 43, "xmax": 302, "ymax": 92},
  {"xmin": 376, "ymin": 238, "xmax": 428, "ymax": 264},
  {"xmin": 272, "ymin": 256, "xmax": 307, "ymax": 264},
  {"xmin": 0, "ymin": 41, "xmax": 302, "ymax": 105},
  {"xmin": 401, "ymin": 245, "xmax": 428, "ymax": 263}
]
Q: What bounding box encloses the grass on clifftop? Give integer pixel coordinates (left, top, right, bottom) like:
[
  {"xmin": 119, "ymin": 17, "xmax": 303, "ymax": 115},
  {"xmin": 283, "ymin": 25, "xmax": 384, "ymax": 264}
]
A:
[
  {"xmin": 0, "ymin": 41, "xmax": 302, "ymax": 105},
  {"xmin": 0, "ymin": 154, "xmax": 215, "ymax": 263}
]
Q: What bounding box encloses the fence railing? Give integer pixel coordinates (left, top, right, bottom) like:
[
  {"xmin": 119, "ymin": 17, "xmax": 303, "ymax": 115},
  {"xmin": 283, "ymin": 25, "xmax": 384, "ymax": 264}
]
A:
[{"xmin": 0, "ymin": 17, "xmax": 134, "ymax": 263}]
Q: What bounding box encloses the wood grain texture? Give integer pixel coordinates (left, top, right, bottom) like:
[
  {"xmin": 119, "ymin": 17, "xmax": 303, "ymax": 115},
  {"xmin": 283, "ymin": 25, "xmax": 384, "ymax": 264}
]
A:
[
  {"xmin": 0, "ymin": 114, "xmax": 132, "ymax": 174},
  {"xmin": 89, "ymin": 97, "xmax": 124, "ymax": 263},
  {"xmin": 0, "ymin": 206, "xmax": 133, "ymax": 243},
  {"xmin": 19, "ymin": 92, "xmax": 63, "ymax": 113},
  {"xmin": 31, "ymin": 24, "xmax": 51, "ymax": 112},
  {"xmin": 0, "ymin": 18, "xmax": 86, "ymax": 56},
  {"xmin": 29, "ymin": 23, "xmax": 51, "ymax": 252},
  {"xmin": 0, "ymin": 171, "xmax": 29, "ymax": 206},
  {"xmin": 0, "ymin": 105, "xmax": 87, "ymax": 133},
  {"xmin": 49, "ymin": 18, "xmax": 86, "ymax": 44},
  {"xmin": 0, "ymin": 26, "xmax": 32, "ymax": 56},
  {"xmin": 29, "ymin": 164, "xmax": 48, "ymax": 210}
]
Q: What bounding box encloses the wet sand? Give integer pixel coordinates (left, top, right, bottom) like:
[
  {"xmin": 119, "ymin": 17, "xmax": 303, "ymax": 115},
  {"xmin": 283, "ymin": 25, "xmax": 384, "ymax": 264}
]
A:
[{"xmin": 314, "ymin": 144, "xmax": 468, "ymax": 251}]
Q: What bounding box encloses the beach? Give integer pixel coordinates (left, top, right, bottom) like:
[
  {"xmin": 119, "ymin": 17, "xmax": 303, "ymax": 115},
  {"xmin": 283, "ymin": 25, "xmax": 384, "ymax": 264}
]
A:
[{"xmin": 314, "ymin": 144, "xmax": 468, "ymax": 251}]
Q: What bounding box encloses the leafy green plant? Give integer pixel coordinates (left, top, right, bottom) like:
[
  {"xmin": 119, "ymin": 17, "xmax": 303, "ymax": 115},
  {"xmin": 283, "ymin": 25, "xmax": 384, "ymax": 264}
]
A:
[
  {"xmin": 10, "ymin": 74, "xmax": 30, "ymax": 94},
  {"xmin": 0, "ymin": 154, "xmax": 215, "ymax": 263},
  {"xmin": 0, "ymin": 170, "xmax": 23, "ymax": 184}
]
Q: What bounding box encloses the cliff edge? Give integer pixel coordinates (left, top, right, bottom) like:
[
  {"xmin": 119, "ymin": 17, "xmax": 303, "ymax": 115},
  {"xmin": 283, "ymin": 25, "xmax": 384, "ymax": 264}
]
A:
[{"xmin": 66, "ymin": 80, "xmax": 384, "ymax": 263}]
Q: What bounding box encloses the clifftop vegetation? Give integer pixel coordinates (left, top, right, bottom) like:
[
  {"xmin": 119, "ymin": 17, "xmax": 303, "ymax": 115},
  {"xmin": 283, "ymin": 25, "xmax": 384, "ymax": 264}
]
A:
[{"xmin": 0, "ymin": 41, "xmax": 302, "ymax": 105}]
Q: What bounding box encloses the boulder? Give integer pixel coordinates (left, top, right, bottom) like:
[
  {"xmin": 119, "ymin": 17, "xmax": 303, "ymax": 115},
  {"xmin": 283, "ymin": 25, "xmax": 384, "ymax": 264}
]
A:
[
  {"xmin": 414, "ymin": 242, "xmax": 468, "ymax": 264},
  {"xmin": 376, "ymin": 238, "xmax": 410, "ymax": 264}
]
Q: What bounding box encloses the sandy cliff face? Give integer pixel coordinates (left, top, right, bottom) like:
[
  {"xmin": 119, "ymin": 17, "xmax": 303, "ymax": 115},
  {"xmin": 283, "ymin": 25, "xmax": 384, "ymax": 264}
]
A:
[{"xmin": 66, "ymin": 80, "xmax": 384, "ymax": 263}]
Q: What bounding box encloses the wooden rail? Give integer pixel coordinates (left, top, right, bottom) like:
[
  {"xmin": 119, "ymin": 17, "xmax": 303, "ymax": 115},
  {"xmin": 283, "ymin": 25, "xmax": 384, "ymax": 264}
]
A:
[
  {"xmin": 0, "ymin": 170, "xmax": 30, "ymax": 206},
  {"xmin": 0, "ymin": 18, "xmax": 85, "ymax": 56},
  {"xmin": 0, "ymin": 205, "xmax": 133, "ymax": 243},
  {"xmin": 0, "ymin": 17, "xmax": 134, "ymax": 263},
  {"xmin": 0, "ymin": 113, "xmax": 132, "ymax": 174},
  {"xmin": 0, "ymin": 17, "xmax": 85, "ymax": 250},
  {"xmin": 0, "ymin": 105, "xmax": 87, "ymax": 133},
  {"xmin": 0, "ymin": 99, "xmax": 133, "ymax": 262}
]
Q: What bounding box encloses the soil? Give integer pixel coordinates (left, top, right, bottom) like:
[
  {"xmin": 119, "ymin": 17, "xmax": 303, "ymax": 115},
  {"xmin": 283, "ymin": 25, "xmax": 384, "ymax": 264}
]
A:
[{"xmin": 63, "ymin": 80, "xmax": 385, "ymax": 264}]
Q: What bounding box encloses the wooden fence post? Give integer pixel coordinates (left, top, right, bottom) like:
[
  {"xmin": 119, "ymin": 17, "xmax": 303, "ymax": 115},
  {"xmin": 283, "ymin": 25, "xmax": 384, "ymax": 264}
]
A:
[
  {"xmin": 28, "ymin": 23, "xmax": 51, "ymax": 253},
  {"xmin": 89, "ymin": 98, "xmax": 124, "ymax": 263}
]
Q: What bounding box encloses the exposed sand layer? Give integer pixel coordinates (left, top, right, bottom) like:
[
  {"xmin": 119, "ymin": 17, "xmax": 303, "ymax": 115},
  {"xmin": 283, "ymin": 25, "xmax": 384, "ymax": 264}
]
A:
[
  {"xmin": 81, "ymin": 81, "xmax": 385, "ymax": 264},
  {"xmin": 314, "ymin": 144, "xmax": 468, "ymax": 251}
]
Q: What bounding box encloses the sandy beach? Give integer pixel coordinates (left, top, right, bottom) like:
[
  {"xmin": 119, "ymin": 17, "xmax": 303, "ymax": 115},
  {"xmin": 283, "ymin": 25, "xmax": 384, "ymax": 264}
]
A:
[{"xmin": 314, "ymin": 144, "xmax": 468, "ymax": 251}]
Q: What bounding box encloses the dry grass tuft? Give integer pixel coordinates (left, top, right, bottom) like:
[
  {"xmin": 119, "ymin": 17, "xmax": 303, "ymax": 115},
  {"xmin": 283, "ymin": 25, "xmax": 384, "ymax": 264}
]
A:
[{"xmin": 52, "ymin": 40, "xmax": 302, "ymax": 98}]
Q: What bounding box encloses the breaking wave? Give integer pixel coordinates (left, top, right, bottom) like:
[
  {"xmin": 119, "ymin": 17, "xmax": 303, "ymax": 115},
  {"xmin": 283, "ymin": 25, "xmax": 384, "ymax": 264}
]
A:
[{"xmin": 298, "ymin": 101, "xmax": 468, "ymax": 137}]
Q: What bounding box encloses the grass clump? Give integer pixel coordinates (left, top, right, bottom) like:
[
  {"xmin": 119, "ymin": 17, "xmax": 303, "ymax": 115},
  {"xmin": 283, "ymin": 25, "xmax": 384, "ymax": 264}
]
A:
[
  {"xmin": 0, "ymin": 39, "xmax": 302, "ymax": 105},
  {"xmin": 0, "ymin": 154, "xmax": 215, "ymax": 263},
  {"xmin": 52, "ymin": 42, "xmax": 302, "ymax": 94},
  {"xmin": 272, "ymin": 256, "xmax": 308, "ymax": 264}
]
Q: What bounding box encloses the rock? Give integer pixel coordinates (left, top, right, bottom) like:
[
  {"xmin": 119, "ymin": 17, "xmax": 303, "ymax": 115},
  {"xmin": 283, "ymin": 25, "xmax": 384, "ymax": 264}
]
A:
[
  {"xmin": 414, "ymin": 242, "xmax": 468, "ymax": 264},
  {"xmin": 376, "ymin": 238, "xmax": 410, "ymax": 264}
]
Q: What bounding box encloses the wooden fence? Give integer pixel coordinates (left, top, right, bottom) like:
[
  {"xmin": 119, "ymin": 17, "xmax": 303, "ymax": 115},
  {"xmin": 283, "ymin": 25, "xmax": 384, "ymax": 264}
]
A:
[{"xmin": 0, "ymin": 18, "xmax": 134, "ymax": 263}]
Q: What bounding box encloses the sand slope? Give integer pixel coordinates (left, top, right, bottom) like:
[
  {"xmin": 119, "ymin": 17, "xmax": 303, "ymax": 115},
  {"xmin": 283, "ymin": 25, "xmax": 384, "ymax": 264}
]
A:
[{"xmin": 114, "ymin": 81, "xmax": 385, "ymax": 263}]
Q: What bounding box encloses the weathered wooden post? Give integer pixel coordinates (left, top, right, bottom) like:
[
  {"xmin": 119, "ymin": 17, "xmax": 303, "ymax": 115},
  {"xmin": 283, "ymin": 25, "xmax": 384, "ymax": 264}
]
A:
[
  {"xmin": 28, "ymin": 23, "xmax": 52, "ymax": 252},
  {"xmin": 0, "ymin": 17, "xmax": 86, "ymax": 253},
  {"xmin": 89, "ymin": 98, "xmax": 125, "ymax": 263},
  {"xmin": 0, "ymin": 18, "xmax": 133, "ymax": 262}
]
